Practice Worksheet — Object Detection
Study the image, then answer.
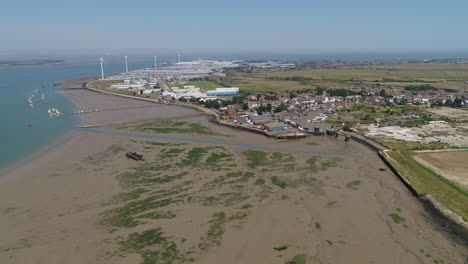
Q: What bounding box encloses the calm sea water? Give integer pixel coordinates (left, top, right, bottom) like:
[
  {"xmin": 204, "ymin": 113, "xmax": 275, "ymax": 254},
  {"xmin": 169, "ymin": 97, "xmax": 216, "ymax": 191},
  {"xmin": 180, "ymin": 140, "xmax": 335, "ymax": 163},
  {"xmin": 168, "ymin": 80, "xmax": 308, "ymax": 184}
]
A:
[{"xmin": 0, "ymin": 60, "xmax": 156, "ymax": 169}]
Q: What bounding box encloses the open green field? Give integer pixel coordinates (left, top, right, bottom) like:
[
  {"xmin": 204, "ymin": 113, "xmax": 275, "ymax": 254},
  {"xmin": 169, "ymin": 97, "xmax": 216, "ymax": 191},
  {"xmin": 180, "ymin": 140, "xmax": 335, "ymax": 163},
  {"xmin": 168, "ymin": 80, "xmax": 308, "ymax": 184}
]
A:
[
  {"xmin": 169, "ymin": 81, "xmax": 221, "ymax": 89},
  {"xmin": 383, "ymin": 150, "xmax": 468, "ymax": 221},
  {"xmin": 333, "ymin": 104, "xmax": 433, "ymax": 126},
  {"xmin": 87, "ymin": 80, "xmax": 120, "ymax": 89},
  {"xmin": 214, "ymin": 63, "xmax": 468, "ymax": 93}
]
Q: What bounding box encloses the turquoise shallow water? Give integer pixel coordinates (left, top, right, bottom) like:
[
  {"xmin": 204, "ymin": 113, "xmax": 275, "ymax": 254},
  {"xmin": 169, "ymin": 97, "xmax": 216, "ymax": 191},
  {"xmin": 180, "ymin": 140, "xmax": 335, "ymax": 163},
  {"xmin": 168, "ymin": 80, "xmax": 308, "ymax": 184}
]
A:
[{"xmin": 0, "ymin": 61, "xmax": 154, "ymax": 169}]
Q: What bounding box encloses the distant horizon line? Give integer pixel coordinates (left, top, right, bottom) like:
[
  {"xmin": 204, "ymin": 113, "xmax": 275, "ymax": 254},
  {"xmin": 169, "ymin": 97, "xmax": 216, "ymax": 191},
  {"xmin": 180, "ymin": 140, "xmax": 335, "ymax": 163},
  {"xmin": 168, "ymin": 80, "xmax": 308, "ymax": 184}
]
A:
[
  {"xmin": 2, "ymin": 51, "xmax": 468, "ymax": 62},
  {"xmin": 3, "ymin": 50, "xmax": 468, "ymax": 56}
]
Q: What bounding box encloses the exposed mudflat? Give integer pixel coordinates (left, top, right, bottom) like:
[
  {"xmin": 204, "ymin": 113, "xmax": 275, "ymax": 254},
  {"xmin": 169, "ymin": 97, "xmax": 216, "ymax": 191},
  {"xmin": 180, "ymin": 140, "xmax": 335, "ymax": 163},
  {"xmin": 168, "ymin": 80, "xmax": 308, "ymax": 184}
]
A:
[{"xmin": 0, "ymin": 78, "xmax": 466, "ymax": 264}]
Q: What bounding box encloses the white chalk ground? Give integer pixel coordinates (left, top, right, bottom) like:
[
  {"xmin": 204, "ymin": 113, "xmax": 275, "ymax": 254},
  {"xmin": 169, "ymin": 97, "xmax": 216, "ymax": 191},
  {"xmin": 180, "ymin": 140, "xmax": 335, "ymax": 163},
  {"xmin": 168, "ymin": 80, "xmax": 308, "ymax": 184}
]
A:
[{"xmin": 364, "ymin": 121, "xmax": 468, "ymax": 147}]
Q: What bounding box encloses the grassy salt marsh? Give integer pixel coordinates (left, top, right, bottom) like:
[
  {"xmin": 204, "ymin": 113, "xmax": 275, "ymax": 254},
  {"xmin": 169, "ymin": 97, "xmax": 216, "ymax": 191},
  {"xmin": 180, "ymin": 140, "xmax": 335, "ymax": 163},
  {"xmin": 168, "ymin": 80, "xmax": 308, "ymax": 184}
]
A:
[{"xmin": 383, "ymin": 150, "xmax": 468, "ymax": 221}]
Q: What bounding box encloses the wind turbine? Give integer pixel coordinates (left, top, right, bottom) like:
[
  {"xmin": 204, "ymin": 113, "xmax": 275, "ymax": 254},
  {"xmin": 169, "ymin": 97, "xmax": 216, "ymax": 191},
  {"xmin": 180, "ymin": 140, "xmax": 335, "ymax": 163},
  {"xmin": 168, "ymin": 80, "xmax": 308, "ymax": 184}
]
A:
[
  {"xmin": 99, "ymin": 58, "xmax": 105, "ymax": 79},
  {"xmin": 154, "ymin": 55, "xmax": 157, "ymax": 68},
  {"xmin": 124, "ymin": 56, "xmax": 128, "ymax": 72},
  {"xmin": 178, "ymin": 53, "xmax": 181, "ymax": 63}
]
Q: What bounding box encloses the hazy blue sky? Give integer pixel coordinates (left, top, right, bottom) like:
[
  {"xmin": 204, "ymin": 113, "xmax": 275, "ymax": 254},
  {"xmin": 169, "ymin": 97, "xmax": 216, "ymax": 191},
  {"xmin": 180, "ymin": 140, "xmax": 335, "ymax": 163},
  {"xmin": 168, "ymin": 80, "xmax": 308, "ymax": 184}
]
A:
[{"xmin": 1, "ymin": 0, "xmax": 467, "ymax": 57}]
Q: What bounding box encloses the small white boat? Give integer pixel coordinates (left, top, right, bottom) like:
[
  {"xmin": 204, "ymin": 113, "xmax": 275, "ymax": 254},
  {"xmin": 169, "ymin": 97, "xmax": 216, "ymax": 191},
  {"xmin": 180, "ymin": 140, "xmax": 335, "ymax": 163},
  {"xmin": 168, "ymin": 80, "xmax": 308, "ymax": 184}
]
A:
[
  {"xmin": 41, "ymin": 94, "xmax": 48, "ymax": 104},
  {"xmin": 48, "ymin": 108, "xmax": 61, "ymax": 117}
]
